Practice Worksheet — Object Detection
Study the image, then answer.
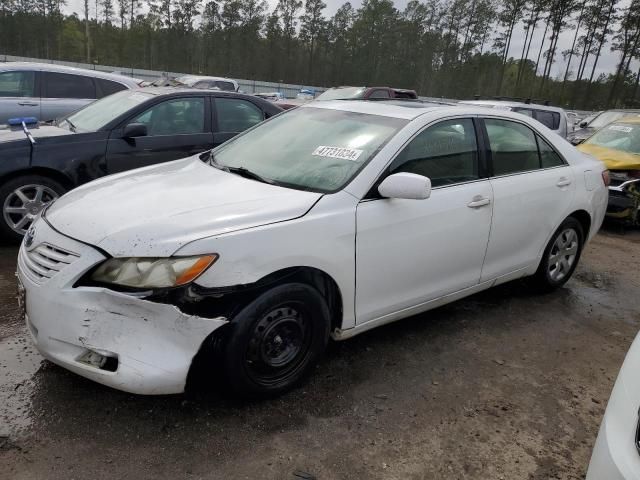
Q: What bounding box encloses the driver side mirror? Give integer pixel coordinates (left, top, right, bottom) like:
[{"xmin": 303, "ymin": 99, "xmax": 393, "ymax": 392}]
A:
[
  {"xmin": 579, "ymin": 121, "xmax": 588, "ymax": 128},
  {"xmin": 123, "ymin": 123, "xmax": 148, "ymax": 138},
  {"xmin": 378, "ymin": 172, "xmax": 431, "ymax": 200}
]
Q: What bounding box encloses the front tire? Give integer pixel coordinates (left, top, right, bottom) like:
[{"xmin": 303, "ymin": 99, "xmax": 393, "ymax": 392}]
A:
[
  {"xmin": 0, "ymin": 175, "xmax": 65, "ymax": 242},
  {"xmin": 531, "ymin": 217, "xmax": 584, "ymax": 291},
  {"xmin": 221, "ymin": 283, "xmax": 330, "ymax": 397}
]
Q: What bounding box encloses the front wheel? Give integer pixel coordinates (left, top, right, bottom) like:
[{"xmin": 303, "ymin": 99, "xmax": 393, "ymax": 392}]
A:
[
  {"xmin": 221, "ymin": 283, "xmax": 331, "ymax": 397},
  {"xmin": 0, "ymin": 175, "xmax": 65, "ymax": 242},
  {"xmin": 530, "ymin": 217, "xmax": 584, "ymax": 291}
]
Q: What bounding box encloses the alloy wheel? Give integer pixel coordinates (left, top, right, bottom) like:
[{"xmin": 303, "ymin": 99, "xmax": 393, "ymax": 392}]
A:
[{"xmin": 2, "ymin": 184, "xmax": 59, "ymax": 236}]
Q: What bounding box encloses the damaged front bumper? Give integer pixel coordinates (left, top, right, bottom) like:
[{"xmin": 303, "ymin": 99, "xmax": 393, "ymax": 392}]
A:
[
  {"xmin": 17, "ymin": 219, "xmax": 227, "ymax": 395},
  {"xmin": 607, "ymin": 176, "xmax": 640, "ymax": 225}
]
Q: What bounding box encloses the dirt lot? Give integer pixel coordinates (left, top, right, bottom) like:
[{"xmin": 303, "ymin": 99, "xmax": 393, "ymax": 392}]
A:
[{"xmin": 1, "ymin": 227, "xmax": 639, "ymax": 480}]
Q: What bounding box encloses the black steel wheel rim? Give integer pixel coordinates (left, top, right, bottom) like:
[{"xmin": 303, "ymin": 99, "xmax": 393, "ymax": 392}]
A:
[{"xmin": 244, "ymin": 303, "xmax": 312, "ymax": 386}]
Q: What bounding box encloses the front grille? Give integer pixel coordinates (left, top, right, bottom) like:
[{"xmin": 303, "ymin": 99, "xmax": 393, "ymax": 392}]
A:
[{"xmin": 21, "ymin": 243, "xmax": 80, "ymax": 283}]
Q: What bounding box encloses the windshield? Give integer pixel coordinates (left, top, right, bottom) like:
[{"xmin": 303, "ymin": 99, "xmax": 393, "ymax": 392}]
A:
[
  {"xmin": 316, "ymin": 87, "xmax": 367, "ymax": 101},
  {"xmin": 590, "ymin": 111, "xmax": 639, "ymax": 129},
  {"xmin": 584, "ymin": 122, "xmax": 640, "ymax": 154},
  {"xmin": 60, "ymin": 90, "xmax": 153, "ymax": 132},
  {"xmin": 212, "ymin": 106, "xmax": 408, "ymax": 192}
]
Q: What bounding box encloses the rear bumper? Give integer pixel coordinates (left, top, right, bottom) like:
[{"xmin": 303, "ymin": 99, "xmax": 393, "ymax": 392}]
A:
[{"xmin": 18, "ymin": 219, "xmax": 227, "ymax": 395}]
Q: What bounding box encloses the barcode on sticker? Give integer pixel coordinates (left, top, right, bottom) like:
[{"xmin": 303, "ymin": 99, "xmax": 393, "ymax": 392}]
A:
[
  {"xmin": 609, "ymin": 125, "xmax": 633, "ymax": 133},
  {"xmin": 312, "ymin": 146, "xmax": 363, "ymax": 161}
]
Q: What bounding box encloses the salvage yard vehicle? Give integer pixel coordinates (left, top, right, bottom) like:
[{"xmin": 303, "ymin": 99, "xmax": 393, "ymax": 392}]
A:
[
  {"xmin": 17, "ymin": 101, "xmax": 608, "ymax": 397},
  {"xmin": 458, "ymin": 100, "xmax": 571, "ymax": 138},
  {"xmin": 577, "ymin": 116, "xmax": 640, "ymax": 226},
  {"xmin": 568, "ymin": 109, "xmax": 640, "ymax": 145},
  {"xmin": 586, "ymin": 331, "xmax": 640, "ymax": 479},
  {"xmin": 0, "ymin": 62, "xmax": 141, "ymax": 124},
  {"xmin": 175, "ymin": 75, "xmax": 240, "ymax": 92},
  {"xmin": 0, "ymin": 87, "xmax": 282, "ymax": 240},
  {"xmin": 315, "ymin": 86, "xmax": 418, "ymax": 101}
]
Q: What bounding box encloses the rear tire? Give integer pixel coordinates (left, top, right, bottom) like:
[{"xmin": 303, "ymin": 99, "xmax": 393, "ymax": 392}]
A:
[
  {"xmin": 530, "ymin": 217, "xmax": 584, "ymax": 291},
  {"xmin": 221, "ymin": 283, "xmax": 330, "ymax": 398},
  {"xmin": 0, "ymin": 175, "xmax": 66, "ymax": 242}
]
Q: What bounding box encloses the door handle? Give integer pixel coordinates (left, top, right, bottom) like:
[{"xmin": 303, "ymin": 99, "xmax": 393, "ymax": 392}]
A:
[
  {"xmin": 17, "ymin": 102, "xmax": 38, "ymax": 106},
  {"xmin": 467, "ymin": 196, "xmax": 491, "ymax": 208},
  {"xmin": 556, "ymin": 177, "xmax": 572, "ymax": 187}
]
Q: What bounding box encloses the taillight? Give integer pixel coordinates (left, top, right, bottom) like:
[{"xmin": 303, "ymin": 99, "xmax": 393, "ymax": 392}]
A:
[{"xmin": 602, "ymin": 170, "xmax": 610, "ymax": 186}]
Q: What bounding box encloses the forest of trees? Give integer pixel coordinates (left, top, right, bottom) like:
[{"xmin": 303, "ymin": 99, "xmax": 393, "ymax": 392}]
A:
[{"xmin": 1, "ymin": 0, "xmax": 640, "ymax": 109}]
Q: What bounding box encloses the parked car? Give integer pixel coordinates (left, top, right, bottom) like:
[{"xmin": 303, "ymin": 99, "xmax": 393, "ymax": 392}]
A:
[
  {"xmin": 315, "ymin": 86, "xmax": 418, "ymax": 101},
  {"xmin": 175, "ymin": 75, "xmax": 239, "ymax": 92},
  {"xmin": 0, "ymin": 62, "xmax": 141, "ymax": 124},
  {"xmin": 458, "ymin": 100, "xmax": 571, "ymax": 138},
  {"xmin": 17, "ymin": 101, "xmax": 607, "ymax": 397},
  {"xmin": 0, "ymin": 87, "xmax": 282, "ymax": 240},
  {"xmin": 255, "ymin": 92, "xmax": 285, "ymax": 101},
  {"xmin": 577, "ymin": 115, "xmax": 640, "ymax": 225},
  {"xmin": 586, "ymin": 331, "xmax": 640, "ymax": 479},
  {"xmin": 568, "ymin": 109, "xmax": 640, "ymax": 145}
]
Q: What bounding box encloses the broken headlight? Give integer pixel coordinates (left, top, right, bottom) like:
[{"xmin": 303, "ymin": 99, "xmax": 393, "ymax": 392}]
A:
[{"xmin": 90, "ymin": 255, "xmax": 218, "ymax": 289}]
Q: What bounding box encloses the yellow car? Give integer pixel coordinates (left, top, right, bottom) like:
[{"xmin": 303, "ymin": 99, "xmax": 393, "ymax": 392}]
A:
[{"xmin": 578, "ymin": 116, "xmax": 640, "ymax": 225}]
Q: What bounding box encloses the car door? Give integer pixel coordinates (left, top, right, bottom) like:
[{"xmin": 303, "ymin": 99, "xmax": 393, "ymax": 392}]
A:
[
  {"xmin": 0, "ymin": 70, "xmax": 40, "ymax": 123},
  {"xmin": 40, "ymin": 72, "xmax": 97, "ymax": 121},
  {"xmin": 105, "ymin": 96, "xmax": 213, "ymax": 174},
  {"xmin": 480, "ymin": 117, "xmax": 575, "ymax": 281},
  {"xmin": 212, "ymin": 97, "xmax": 265, "ymax": 146},
  {"xmin": 355, "ymin": 117, "xmax": 493, "ymax": 324}
]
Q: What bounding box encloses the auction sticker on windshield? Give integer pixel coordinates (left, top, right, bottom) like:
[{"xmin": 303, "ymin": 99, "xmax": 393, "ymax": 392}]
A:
[{"xmin": 312, "ymin": 146, "xmax": 363, "ymax": 161}]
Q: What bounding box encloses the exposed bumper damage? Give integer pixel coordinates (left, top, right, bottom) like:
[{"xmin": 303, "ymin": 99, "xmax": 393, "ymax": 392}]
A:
[
  {"xmin": 23, "ymin": 283, "xmax": 227, "ymax": 395},
  {"xmin": 607, "ymin": 177, "xmax": 640, "ymax": 226},
  {"xmin": 17, "ymin": 219, "xmax": 227, "ymax": 395}
]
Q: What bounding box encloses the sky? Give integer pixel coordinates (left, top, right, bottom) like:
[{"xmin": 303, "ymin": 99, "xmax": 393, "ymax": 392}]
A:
[{"xmin": 63, "ymin": 0, "xmax": 627, "ymax": 79}]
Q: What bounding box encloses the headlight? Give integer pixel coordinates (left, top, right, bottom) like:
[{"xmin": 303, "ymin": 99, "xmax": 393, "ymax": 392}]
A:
[{"xmin": 90, "ymin": 255, "xmax": 218, "ymax": 288}]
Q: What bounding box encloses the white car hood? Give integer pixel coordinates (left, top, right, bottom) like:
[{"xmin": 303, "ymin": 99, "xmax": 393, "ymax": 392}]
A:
[{"xmin": 45, "ymin": 157, "xmax": 322, "ymax": 257}]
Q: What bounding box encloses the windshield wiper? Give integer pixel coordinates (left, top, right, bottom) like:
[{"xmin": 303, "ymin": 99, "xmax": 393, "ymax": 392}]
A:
[
  {"xmin": 226, "ymin": 166, "xmax": 276, "ymax": 185},
  {"xmin": 209, "ymin": 153, "xmax": 276, "ymax": 185},
  {"xmin": 64, "ymin": 118, "xmax": 77, "ymax": 132}
]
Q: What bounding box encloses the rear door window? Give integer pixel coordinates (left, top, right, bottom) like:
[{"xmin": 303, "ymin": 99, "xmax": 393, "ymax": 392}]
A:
[
  {"xmin": 215, "ymin": 98, "xmax": 264, "ymax": 132},
  {"xmin": 0, "ymin": 71, "xmax": 36, "ymax": 97},
  {"xmin": 43, "ymin": 72, "xmax": 96, "ymax": 99},
  {"xmin": 96, "ymin": 78, "xmax": 128, "ymax": 98},
  {"xmin": 369, "ymin": 89, "xmax": 391, "ymax": 99}
]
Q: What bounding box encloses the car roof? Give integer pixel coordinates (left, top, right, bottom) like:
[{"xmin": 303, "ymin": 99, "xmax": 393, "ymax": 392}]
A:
[
  {"xmin": 0, "ymin": 62, "xmax": 140, "ymax": 86},
  {"xmin": 460, "ymin": 100, "xmax": 566, "ymax": 114},
  {"xmin": 303, "ymin": 99, "xmax": 450, "ymax": 119},
  {"xmin": 177, "ymin": 75, "xmax": 238, "ymax": 85}
]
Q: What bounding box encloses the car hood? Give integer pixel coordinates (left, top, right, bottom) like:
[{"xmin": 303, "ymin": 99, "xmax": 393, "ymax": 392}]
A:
[
  {"xmin": 577, "ymin": 143, "xmax": 640, "ymax": 170},
  {"xmin": 45, "ymin": 157, "xmax": 323, "ymax": 257},
  {"xmin": 0, "ymin": 124, "xmax": 73, "ymax": 145}
]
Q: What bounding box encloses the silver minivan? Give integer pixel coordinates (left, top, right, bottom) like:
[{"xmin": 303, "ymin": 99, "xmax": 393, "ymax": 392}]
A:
[{"xmin": 0, "ymin": 62, "xmax": 141, "ymax": 124}]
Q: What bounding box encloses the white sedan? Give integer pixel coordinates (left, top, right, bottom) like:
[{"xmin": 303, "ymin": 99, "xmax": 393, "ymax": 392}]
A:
[
  {"xmin": 17, "ymin": 101, "xmax": 608, "ymax": 396},
  {"xmin": 587, "ymin": 332, "xmax": 640, "ymax": 479}
]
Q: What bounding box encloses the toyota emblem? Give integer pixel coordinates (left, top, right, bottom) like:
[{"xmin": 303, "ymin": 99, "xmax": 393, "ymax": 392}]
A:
[{"xmin": 24, "ymin": 226, "xmax": 36, "ymax": 248}]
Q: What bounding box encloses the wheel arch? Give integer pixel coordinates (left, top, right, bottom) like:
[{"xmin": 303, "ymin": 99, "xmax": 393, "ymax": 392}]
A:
[
  {"xmin": 0, "ymin": 167, "xmax": 75, "ymax": 191},
  {"xmin": 567, "ymin": 209, "xmax": 591, "ymax": 239}
]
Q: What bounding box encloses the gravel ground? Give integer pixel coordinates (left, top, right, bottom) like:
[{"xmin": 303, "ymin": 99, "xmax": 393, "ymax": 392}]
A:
[{"xmin": 0, "ymin": 226, "xmax": 638, "ymax": 480}]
